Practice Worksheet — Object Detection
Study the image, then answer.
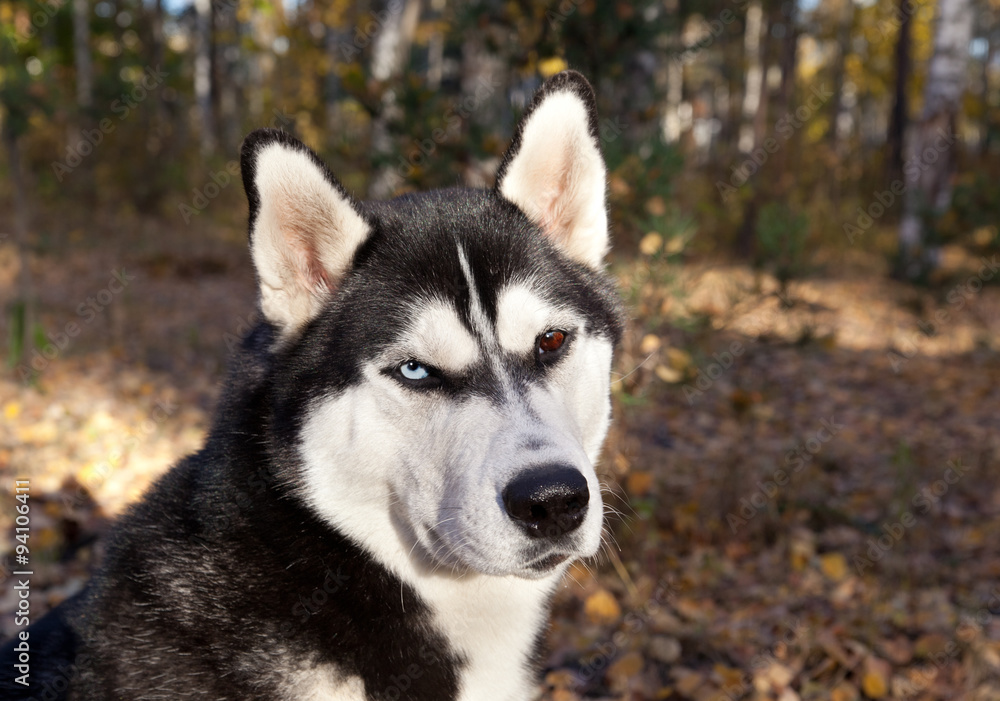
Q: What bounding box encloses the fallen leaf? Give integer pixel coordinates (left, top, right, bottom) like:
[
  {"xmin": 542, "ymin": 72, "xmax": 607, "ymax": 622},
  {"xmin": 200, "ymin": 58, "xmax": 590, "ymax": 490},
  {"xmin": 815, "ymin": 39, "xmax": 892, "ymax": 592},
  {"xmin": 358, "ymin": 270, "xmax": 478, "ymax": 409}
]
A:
[
  {"xmin": 831, "ymin": 681, "xmax": 860, "ymax": 701},
  {"xmin": 820, "ymin": 552, "xmax": 849, "ymax": 582},
  {"xmin": 639, "ymin": 232, "xmax": 663, "ymax": 255},
  {"xmin": 607, "ymin": 651, "xmax": 644, "ymax": 688},
  {"xmin": 626, "ymin": 471, "xmax": 653, "ymax": 496},
  {"xmin": 655, "ymin": 364, "xmax": 683, "ymax": 383},
  {"xmin": 649, "ymin": 636, "xmax": 681, "ymax": 664},
  {"xmin": 860, "ymin": 656, "xmax": 890, "ymax": 699},
  {"xmin": 640, "ymin": 334, "xmax": 662, "ymax": 354},
  {"xmin": 584, "ymin": 589, "xmax": 621, "ymax": 625}
]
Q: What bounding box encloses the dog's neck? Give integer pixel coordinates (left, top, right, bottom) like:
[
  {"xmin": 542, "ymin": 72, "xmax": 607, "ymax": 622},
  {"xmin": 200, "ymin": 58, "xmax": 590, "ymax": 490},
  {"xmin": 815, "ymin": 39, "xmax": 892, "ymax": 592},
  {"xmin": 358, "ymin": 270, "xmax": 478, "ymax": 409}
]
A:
[{"xmin": 324, "ymin": 495, "xmax": 564, "ymax": 700}]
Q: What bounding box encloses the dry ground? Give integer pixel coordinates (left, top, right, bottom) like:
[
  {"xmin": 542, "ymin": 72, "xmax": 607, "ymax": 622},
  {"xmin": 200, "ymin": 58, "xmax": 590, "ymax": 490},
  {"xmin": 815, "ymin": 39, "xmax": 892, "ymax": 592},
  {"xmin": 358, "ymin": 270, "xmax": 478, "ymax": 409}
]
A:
[{"xmin": 1, "ymin": 219, "xmax": 999, "ymax": 700}]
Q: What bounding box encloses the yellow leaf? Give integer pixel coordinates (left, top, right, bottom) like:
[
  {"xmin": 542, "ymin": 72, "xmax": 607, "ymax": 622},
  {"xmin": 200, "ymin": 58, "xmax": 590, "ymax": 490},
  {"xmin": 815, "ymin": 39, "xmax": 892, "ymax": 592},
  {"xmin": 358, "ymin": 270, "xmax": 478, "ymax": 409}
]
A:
[
  {"xmin": 664, "ymin": 347, "xmax": 692, "ymax": 371},
  {"xmin": 861, "ymin": 657, "xmax": 890, "ymax": 699},
  {"xmin": 584, "ymin": 589, "xmax": 621, "ymax": 624},
  {"xmin": 831, "ymin": 681, "xmax": 860, "ymax": 701},
  {"xmin": 607, "ymin": 650, "xmax": 644, "ymax": 680},
  {"xmin": 645, "ymin": 196, "xmax": 667, "ymax": 216},
  {"xmin": 713, "ymin": 663, "xmax": 744, "ymax": 688},
  {"xmin": 639, "ymin": 334, "xmax": 661, "ymax": 354},
  {"xmin": 861, "ymin": 671, "xmax": 887, "ymax": 698},
  {"xmin": 626, "ymin": 471, "xmax": 653, "ymax": 496},
  {"xmin": 539, "ymin": 57, "xmax": 568, "ymax": 77},
  {"xmin": 639, "ymin": 232, "xmax": 663, "ymax": 255},
  {"xmin": 820, "ymin": 552, "xmax": 849, "ymax": 582},
  {"xmin": 3, "ymin": 401, "xmax": 21, "ymax": 420},
  {"xmin": 654, "ymin": 365, "xmax": 682, "ymax": 383}
]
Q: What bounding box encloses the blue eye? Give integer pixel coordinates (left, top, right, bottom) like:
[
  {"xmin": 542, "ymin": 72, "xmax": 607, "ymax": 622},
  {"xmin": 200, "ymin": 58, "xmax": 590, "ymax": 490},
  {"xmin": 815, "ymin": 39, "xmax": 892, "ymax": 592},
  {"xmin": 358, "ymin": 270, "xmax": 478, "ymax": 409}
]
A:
[{"xmin": 399, "ymin": 360, "xmax": 430, "ymax": 381}]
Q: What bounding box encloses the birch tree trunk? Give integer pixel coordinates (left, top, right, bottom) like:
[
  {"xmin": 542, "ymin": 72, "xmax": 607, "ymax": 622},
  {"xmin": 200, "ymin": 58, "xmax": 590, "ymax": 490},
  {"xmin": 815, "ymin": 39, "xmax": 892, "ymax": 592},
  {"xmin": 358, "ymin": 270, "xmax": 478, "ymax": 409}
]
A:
[
  {"xmin": 194, "ymin": 0, "xmax": 216, "ymax": 155},
  {"xmin": 368, "ymin": 0, "xmax": 422, "ymax": 199},
  {"xmin": 72, "ymin": 0, "xmax": 92, "ymax": 110},
  {"xmin": 662, "ymin": 52, "xmax": 684, "ymax": 143},
  {"xmin": 886, "ymin": 0, "xmax": 912, "ymax": 183},
  {"xmin": 739, "ymin": 0, "xmax": 765, "ymax": 153},
  {"xmin": 898, "ymin": 0, "xmax": 974, "ymax": 279},
  {"xmin": 151, "ymin": 0, "xmax": 166, "ymax": 127}
]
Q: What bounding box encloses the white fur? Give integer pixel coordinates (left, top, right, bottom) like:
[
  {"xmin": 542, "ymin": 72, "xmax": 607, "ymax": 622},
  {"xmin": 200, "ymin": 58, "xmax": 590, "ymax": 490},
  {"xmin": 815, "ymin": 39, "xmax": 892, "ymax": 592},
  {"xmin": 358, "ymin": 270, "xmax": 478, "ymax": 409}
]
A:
[
  {"xmin": 456, "ymin": 244, "xmax": 496, "ymax": 349},
  {"xmin": 250, "ymin": 143, "xmax": 370, "ymax": 337},
  {"xmin": 296, "ymin": 287, "xmax": 614, "ymax": 700},
  {"xmin": 495, "ymin": 283, "xmax": 576, "ymax": 355},
  {"xmin": 283, "ymin": 667, "xmax": 365, "ymax": 700},
  {"xmin": 498, "ymin": 91, "xmax": 608, "ymax": 269},
  {"xmin": 398, "ymin": 299, "xmax": 480, "ymax": 373}
]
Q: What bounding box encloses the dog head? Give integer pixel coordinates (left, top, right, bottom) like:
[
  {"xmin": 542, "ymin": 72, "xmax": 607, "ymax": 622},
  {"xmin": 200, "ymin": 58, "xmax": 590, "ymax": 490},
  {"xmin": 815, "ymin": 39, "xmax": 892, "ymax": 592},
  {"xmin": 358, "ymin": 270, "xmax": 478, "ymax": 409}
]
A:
[{"xmin": 240, "ymin": 71, "xmax": 623, "ymax": 580}]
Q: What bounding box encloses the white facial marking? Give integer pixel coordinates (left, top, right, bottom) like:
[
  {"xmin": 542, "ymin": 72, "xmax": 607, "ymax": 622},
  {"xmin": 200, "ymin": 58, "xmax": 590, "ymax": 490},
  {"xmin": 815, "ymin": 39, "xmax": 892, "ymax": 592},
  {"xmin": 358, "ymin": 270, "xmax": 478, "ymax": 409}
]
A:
[
  {"xmin": 396, "ymin": 299, "xmax": 479, "ymax": 373},
  {"xmin": 496, "ymin": 283, "xmax": 579, "ymax": 356},
  {"xmin": 455, "ymin": 243, "xmax": 494, "ymax": 345}
]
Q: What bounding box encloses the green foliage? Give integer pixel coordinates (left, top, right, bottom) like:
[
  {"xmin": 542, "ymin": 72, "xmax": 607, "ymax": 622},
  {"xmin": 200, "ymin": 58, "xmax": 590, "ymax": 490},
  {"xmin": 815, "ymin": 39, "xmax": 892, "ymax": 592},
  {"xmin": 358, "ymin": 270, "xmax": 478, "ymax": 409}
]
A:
[
  {"xmin": 5, "ymin": 301, "xmax": 25, "ymax": 368},
  {"xmin": 755, "ymin": 202, "xmax": 809, "ymax": 290},
  {"xmin": 943, "ymin": 172, "xmax": 1000, "ymax": 252}
]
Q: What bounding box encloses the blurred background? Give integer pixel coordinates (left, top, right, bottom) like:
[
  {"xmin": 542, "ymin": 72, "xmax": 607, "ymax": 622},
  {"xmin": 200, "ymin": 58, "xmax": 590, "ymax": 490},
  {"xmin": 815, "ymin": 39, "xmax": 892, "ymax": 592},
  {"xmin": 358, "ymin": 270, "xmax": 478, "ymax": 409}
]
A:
[{"xmin": 2, "ymin": 0, "xmax": 1000, "ymax": 699}]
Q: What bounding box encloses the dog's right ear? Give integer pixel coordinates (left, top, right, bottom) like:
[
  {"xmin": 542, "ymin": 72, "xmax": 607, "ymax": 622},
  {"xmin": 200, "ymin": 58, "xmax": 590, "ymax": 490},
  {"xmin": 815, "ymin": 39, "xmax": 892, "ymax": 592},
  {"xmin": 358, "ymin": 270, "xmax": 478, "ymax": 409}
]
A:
[{"xmin": 240, "ymin": 129, "xmax": 371, "ymax": 339}]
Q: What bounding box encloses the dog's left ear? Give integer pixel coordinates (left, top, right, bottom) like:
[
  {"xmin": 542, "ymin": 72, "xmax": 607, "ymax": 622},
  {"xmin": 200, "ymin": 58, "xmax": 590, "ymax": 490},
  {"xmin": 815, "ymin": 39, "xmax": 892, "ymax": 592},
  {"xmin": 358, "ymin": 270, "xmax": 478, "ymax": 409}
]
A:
[
  {"xmin": 495, "ymin": 70, "xmax": 608, "ymax": 269},
  {"xmin": 240, "ymin": 129, "xmax": 371, "ymax": 339}
]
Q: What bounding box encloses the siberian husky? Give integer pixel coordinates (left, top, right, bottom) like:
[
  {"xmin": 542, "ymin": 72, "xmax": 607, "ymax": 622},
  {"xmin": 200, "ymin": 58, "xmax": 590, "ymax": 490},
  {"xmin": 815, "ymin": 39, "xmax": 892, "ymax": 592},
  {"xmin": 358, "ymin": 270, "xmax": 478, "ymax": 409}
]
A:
[{"xmin": 1, "ymin": 70, "xmax": 624, "ymax": 700}]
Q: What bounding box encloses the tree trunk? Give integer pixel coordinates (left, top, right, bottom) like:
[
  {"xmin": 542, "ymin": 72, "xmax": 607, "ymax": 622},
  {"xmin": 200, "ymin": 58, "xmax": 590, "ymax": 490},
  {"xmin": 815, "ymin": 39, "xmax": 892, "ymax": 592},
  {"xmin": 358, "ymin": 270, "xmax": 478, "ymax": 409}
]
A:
[
  {"xmin": 324, "ymin": 23, "xmax": 344, "ymax": 140},
  {"xmin": 151, "ymin": 0, "xmax": 166, "ymax": 128},
  {"xmin": 368, "ymin": 0, "xmax": 422, "ymax": 199},
  {"xmin": 662, "ymin": 54, "xmax": 684, "ymax": 143},
  {"xmin": 775, "ymin": 1, "xmax": 798, "ymax": 180},
  {"xmin": 72, "ymin": 0, "xmax": 92, "ymax": 110},
  {"xmin": 194, "ymin": 0, "xmax": 216, "ymax": 155},
  {"xmin": 828, "ymin": 0, "xmax": 854, "ymax": 149},
  {"xmin": 886, "ymin": 0, "xmax": 912, "ymax": 183},
  {"xmin": 980, "ymin": 20, "xmax": 995, "ymax": 157},
  {"xmin": 828, "ymin": 0, "xmax": 855, "ymax": 205},
  {"xmin": 739, "ymin": 0, "xmax": 765, "ymax": 153},
  {"xmin": 4, "ymin": 131, "xmax": 34, "ymax": 375},
  {"xmin": 898, "ymin": 0, "xmax": 974, "ymax": 279},
  {"xmin": 426, "ymin": 0, "xmax": 447, "ymax": 91}
]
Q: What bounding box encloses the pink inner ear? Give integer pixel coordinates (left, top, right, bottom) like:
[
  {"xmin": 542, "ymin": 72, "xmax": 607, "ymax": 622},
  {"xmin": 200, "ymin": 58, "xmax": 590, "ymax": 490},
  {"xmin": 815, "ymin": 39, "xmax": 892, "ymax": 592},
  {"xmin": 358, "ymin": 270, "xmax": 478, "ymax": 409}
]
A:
[
  {"xmin": 536, "ymin": 159, "xmax": 580, "ymax": 248},
  {"xmin": 286, "ymin": 227, "xmax": 333, "ymax": 295},
  {"xmin": 277, "ymin": 197, "xmax": 335, "ymax": 296}
]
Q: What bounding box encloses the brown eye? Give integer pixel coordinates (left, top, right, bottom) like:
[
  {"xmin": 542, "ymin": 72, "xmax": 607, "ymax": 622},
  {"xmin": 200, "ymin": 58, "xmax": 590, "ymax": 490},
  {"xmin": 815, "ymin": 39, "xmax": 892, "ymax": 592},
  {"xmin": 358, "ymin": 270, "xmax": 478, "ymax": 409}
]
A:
[{"xmin": 537, "ymin": 330, "xmax": 566, "ymax": 354}]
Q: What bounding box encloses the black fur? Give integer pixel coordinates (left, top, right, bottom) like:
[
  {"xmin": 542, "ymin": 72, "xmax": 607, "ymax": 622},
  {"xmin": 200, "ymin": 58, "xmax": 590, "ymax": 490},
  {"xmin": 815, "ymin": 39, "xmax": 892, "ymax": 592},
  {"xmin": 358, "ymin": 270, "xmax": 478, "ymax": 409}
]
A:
[{"xmin": 0, "ymin": 70, "xmax": 623, "ymax": 700}]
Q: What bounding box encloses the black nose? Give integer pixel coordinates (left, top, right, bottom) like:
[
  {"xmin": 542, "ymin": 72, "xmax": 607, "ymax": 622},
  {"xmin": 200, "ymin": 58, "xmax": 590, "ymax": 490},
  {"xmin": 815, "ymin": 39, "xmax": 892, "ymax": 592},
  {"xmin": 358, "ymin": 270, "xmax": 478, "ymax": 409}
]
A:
[{"xmin": 502, "ymin": 465, "xmax": 589, "ymax": 538}]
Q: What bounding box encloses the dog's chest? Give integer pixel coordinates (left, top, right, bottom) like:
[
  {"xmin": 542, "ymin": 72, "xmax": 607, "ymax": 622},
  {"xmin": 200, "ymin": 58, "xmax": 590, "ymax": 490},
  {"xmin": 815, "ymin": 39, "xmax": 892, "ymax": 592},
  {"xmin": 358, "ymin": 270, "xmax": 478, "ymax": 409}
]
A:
[{"xmin": 292, "ymin": 576, "xmax": 552, "ymax": 701}]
